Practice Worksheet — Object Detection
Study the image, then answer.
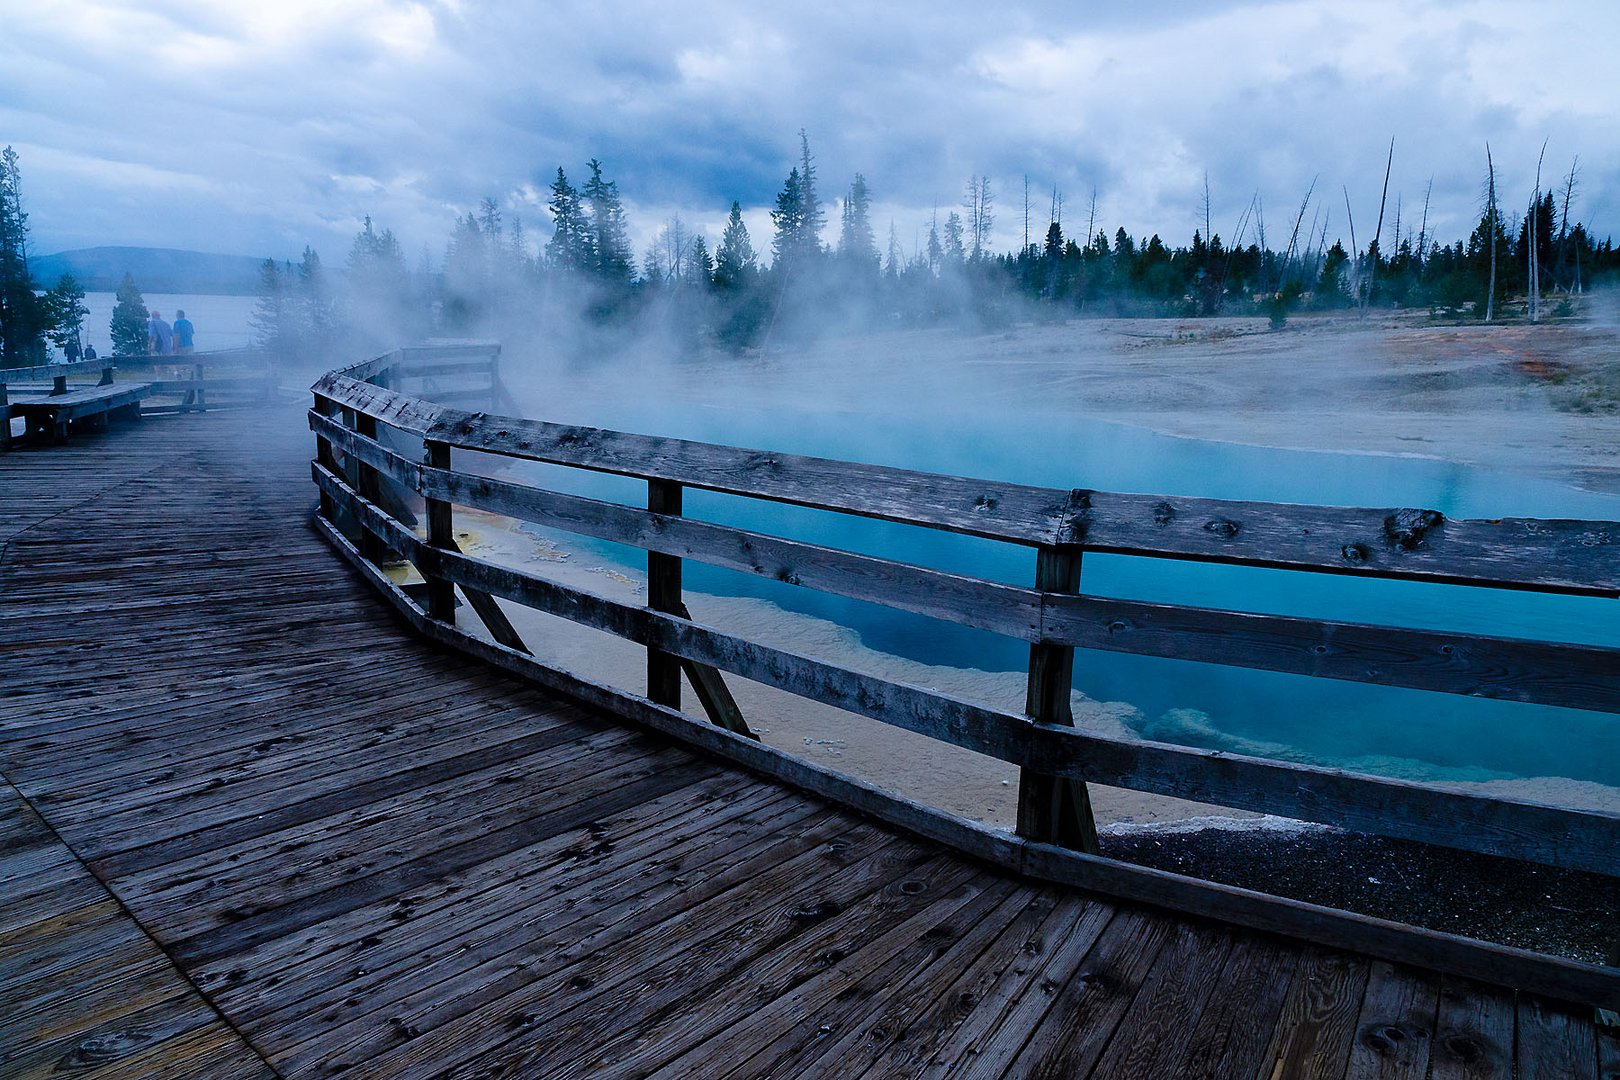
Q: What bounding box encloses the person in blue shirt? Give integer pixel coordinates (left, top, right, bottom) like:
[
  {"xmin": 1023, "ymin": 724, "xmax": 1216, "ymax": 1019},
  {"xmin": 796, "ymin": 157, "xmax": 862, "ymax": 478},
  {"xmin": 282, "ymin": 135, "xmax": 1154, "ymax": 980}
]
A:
[
  {"xmin": 173, "ymin": 310, "xmax": 195, "ymax": 354},
  {"xmin": 149, "ymin": 311, "xmax": 173, "ymax": 355}
]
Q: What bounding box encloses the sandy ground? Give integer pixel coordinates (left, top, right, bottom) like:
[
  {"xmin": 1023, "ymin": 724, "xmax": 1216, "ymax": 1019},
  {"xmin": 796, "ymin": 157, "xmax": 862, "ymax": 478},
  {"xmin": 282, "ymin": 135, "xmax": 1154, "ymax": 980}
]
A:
[{"xmin": 410, "ymin": 311, "xmax": 1620, "ymax": 834}]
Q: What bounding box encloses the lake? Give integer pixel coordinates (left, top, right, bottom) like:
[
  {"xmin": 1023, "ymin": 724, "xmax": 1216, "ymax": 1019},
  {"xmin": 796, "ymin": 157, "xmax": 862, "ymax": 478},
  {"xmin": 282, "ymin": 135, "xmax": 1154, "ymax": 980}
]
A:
[{"xmin": 78, "ymin": 292, "xmax": 259, "ymax": 354}]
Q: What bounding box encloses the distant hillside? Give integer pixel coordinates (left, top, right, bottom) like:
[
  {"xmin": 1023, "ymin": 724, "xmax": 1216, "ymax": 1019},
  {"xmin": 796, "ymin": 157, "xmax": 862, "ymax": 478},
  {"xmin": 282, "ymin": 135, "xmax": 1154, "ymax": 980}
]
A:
[{"xmin": 32, "ymin": 247, "xmax": 269, "ymax": 295}]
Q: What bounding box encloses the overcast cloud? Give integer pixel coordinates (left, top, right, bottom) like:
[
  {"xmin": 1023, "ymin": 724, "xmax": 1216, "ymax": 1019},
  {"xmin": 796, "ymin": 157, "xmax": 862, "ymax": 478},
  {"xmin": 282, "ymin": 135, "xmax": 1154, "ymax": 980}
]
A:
[{"xmin": 3, "ymin": 0, "xmax": 1616, "ymax": 265}]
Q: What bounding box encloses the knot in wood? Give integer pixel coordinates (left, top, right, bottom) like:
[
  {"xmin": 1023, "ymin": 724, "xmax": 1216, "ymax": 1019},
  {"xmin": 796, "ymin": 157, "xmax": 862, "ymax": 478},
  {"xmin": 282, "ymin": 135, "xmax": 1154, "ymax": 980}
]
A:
[
  {"xmin": 1383, "ymin": 508, "xmax": 1445, "ymax": 551},
  {"xmin": 972, "ymin": 493, "xmax": 999, "ymax": 514},
  {"xmin": 743, "ymin": 452, "xmax": 780, "ymax": 471},
  {"xmin": 1152, "ymin": 501, "xmax": 1176, "ymax": 526},
  {"xmin": 1202, "ymin": 517, "xmax": 1242, "ymax": 539},
  {"xmin": 1341, "ymin": 542, "xmax": 1370, "ymax": 564}
]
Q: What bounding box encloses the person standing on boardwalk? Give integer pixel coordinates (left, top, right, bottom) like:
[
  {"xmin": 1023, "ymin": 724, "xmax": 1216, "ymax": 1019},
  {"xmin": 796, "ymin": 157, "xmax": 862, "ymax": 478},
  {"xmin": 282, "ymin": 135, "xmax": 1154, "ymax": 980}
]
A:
[
  {"xmin": 173, "ymin": 310, "xmax": 194, "ymax": 354},
  {"xmin": 147, "ymin": 310, "xmax": 173, "ymax": 355}
]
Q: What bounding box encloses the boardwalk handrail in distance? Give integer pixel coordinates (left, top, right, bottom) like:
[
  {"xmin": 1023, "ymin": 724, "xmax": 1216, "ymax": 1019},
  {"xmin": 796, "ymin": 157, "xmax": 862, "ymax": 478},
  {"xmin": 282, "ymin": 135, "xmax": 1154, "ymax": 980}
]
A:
[{"xmin": 309, "ymin": 344, "xmax": 1620, "ymax": 1009}]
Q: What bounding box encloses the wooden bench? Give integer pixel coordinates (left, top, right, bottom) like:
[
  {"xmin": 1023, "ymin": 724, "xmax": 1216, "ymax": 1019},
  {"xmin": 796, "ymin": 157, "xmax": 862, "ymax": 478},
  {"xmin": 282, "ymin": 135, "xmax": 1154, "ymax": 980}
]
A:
[{"xmin": 1, "ymin": 361, "xmax": 150, "ymax": 445}]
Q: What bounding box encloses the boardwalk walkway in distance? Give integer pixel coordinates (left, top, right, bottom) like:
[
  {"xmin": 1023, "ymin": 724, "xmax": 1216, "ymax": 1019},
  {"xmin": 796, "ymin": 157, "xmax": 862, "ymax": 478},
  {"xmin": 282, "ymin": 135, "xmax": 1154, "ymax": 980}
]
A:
[{"xmin": 1, "ymin": 404, "xmax": 1614, "ymax": 1078}]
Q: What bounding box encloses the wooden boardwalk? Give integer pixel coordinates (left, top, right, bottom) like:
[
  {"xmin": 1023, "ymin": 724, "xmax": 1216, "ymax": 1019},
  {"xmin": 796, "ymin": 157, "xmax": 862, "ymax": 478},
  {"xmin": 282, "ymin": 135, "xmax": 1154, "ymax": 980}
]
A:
[{"xmin": 1, "ymin": 406, "xmax": 1614, "ymax": 1078}]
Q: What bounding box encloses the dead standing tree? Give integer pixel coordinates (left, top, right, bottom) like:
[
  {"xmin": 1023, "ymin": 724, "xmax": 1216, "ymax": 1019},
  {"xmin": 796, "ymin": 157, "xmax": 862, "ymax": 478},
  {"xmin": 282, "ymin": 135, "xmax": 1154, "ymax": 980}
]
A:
[
  {"xmin": 1528, "ymin": 140, "xmax": 1547, "ymax": 322},
  {"xmin": 1364, "ymin": 137, "xmax": 1395, "ymax": 311},
  {"xmin": 1485, "ymin": 143, "xmax": 1499, "ymax": 323}
]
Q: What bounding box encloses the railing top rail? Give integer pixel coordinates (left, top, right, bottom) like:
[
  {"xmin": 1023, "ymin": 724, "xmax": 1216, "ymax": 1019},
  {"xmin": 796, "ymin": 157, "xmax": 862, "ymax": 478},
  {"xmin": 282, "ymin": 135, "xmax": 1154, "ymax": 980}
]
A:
[
  {"xmin": 312, "ymin": 352, "xmax": 1620, "ymax": 596},
  {"xmin": 0, "ymin": 359, "xmax": 114, "ymax": 383}
]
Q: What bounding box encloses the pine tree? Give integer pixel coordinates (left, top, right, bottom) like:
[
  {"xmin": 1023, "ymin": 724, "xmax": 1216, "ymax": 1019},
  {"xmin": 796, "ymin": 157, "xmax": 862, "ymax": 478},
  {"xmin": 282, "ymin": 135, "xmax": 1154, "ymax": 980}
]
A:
[
  {"xmin": 797, "ymin": 130, "xmax": 825, "ymax": 254},
  {"xmin": 771, "ymin": 167, "xmax": 805, "ymax": 270},
  {"xmin": 582, "ymin": 159, "xmax": 632, "ymax": 284},
  {"xmin": 838, "ymin": 174, "xmax": 878, "ymax": 271},
  {"xmin": 686, "ymin": 236, "xmax": 714, "ymax": 288},
  {"xmin": 0, "ymin": 145, "xmax": 47, "ymax": 367},
  {"xmin": 943, "ymin": 212, "xmax": 966, "ymax": 265},
  {"xmin": 545, "ymin": 168, "xmax": 591, "ymax": 273},
  {"xmin": 43, "ymin": 274, "xmax": 88, "ymax": 356},
  {"xmin": 110, "ymin": 273, "xmax": 150, "ymax": 356},
  {"xmin": 297, "ymin": 247, "xmax": 337, "ymax": 361},
  {"xmin": 715, "ymin": 201, "xmax": 757, "ymax": 289},
  {"xmin": 346, "ymin": 215, "xmax": 411, "ymax": 344}
]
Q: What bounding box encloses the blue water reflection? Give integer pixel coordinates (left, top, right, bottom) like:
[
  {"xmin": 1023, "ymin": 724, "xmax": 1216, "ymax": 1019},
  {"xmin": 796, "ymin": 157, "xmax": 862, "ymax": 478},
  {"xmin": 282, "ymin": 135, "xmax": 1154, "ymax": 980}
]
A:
[{"xmin": 498, "ymin": 396, "xmax": 1620, "ymax": 789}]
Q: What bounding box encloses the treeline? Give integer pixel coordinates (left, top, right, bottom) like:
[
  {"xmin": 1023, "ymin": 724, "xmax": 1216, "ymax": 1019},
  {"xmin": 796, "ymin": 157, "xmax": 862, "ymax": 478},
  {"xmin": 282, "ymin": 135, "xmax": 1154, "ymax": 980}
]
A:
[{"xmin": 324, "ymin": 134, "xmax": 1612, "ymax": 356}]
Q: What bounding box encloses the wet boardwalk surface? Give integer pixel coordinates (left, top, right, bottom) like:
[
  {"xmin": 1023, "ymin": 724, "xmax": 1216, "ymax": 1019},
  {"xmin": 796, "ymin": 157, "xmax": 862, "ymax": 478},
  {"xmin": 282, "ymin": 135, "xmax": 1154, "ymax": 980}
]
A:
[{"xmin": 1, "ymin": 406, "xmax": 1614, "ymax": 1078}]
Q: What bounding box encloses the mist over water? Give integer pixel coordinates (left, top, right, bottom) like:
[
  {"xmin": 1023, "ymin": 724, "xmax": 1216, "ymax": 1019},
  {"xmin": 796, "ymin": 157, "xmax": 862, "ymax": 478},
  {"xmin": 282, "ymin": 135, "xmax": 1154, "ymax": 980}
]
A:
[{"xmin": 486, "ymin": 320, "xmax": 1620, "ymax": 792}]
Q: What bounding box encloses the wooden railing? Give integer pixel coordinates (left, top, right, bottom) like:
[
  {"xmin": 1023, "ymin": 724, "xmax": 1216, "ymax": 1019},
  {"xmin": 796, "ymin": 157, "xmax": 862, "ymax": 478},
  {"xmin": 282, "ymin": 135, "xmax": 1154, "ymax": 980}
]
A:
[
  {"xmin": 309, "ymin": 344, "xmax": 1620, "ymax": 1007},
  {"xmin": 1, "ymin": 359, "xmax": 119, "ymax": 448},
  {"xmin": 112, "ymin": 348, "xmax": 278, "ymax": 413}
]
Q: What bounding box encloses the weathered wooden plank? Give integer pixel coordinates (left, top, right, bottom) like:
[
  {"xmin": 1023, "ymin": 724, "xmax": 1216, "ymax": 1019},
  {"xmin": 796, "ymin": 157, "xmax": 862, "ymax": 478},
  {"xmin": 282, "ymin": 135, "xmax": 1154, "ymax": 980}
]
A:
[
  {"xmin": 235, "ymin": 788, "xmax": 818, "ymax": 1049},
  {"xmin": 1170, "ymin": 936, "xmax": 1301, "ymax": 1078},
  {"xmin": 1516, "ymin": 994, "xmax": 1600, "ymax": 1079},
  {"xmin": 281, "ymin": 820, "xmax": 905, "ymax": 1077},
  {"xmin": 1082, "ymin": 923, "xmax": 1237, "ymax": 1078},
  {"xmin": 420, "ymin": 459, "xmax": 1044, "ymax": 639},
  {"xmin": 1050, "ymin": 592, "xmax": 1620, "ymax": 715},
  {"xmin": 777, "ymin": 890, "xmax": 1066, "ymax": 1078},
  {"xmin": 1016, "ymin": 545, "xmax": 1099, "ymax": 854},
  {"xmin": 1345, "ymin": 960, "xmax": 1441, "ymax": 1078},
  {"xmin": 697, "ymin": 874, "xmax": 1019, "ymax": 1080},
  {"xmin": 308, "ymin": 372, "xmax": 447, "ymax": 436},
  {"xmin": 165, "ymin": 758, "xmax": 723, "ymax": 967},
  {"xmin": 477, "ymin": 855, "xmax": 999, "ymax": 1079},
  {"xmin": 423, "ymin": 439, "xmax": 455, "ymax": 623},
  {"xmin": 1259, "ymin": 949, "xmax": 1371, "ymax": 1080},
  {"xmin": 226, "ymin": 779, "xmax": 794, "ymax": 1033},
  {"xmin": 371, "ymin": 405, "xmax": 1620, "ymax": 593},
  {"xmin": 1429, "ymin": 975, "xmax": 1516, "ymax": 1080},
  {"xmin": 1004, "ymin": 908, "xmax": 1176, "ymax": 1078},
  {"xmin": 0, "ymin": 358, "xmax": 114, "ymax": 384},
  {"xmin": 646, "ymin": 478, "xmax": 684, "ymax": 709}
]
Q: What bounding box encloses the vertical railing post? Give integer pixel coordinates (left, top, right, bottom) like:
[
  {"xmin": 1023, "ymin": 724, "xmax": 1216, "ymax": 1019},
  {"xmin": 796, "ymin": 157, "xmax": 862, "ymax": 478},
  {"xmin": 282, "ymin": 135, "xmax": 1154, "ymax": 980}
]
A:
[
  {"xmin": 0, "ymin": 381, "xmax": 10, "ymax": 451},
  {"xmin": 1016, "ymin": 544, "xmax": 1101, "ymax": 854},
  {"xmin": 424, "ymin": 439, "xmax": 456, "ymax": 623},
  {"xmin": 646, "ymin": 479, "xmax": 683, "ymax": 708},
  {"xmin": 193, "ymin": 362, "xmax": 207, "ymax": 412},
  {"xmin": 354, "ymin": 411, "xmax": 385, "ymax": 563},
  {"xmin": 313, "ymin": 392, "xmax": 338, "ymax": 523}
]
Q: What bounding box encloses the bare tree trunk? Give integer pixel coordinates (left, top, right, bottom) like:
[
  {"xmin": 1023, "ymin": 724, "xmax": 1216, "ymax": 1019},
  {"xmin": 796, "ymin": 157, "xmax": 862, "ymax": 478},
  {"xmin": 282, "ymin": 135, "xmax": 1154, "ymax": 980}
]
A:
[
  {"xmin": 1529, "ymin": 141, "xmax": 1546, "ymax": 322},
  {"xmin": 1279, "ymin": 176, "xmax": 1317, "ymax": 293},
  {"xmin": 1417, "ymin": 178, "xmax": 1432, "ymax": 273},
  {"xmin": 1366, "ymin": 137, "xmax": 1395, "ymax": 311},
  {"xmin": 1023, "ymin": 174, "xmax": 1030, "ymax": 253},
  {"xmin": 1557, "ymin": 157, "xmax": 1579, "ymax": 291},
  {"xmin": 1343, "ymin": 185, "xmax": 1360, "ymax": 305},
  {"xmin": 1485, "ymin": 144, "xmax": 1497, "ymax": 323}
]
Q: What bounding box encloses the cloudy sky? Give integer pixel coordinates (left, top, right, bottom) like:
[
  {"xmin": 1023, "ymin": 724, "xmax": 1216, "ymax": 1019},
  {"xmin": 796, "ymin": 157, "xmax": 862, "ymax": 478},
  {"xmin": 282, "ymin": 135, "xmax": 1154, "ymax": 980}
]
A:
[{"xmin": 4, "ymin": 0, "xmax": 1616, "ymax": 267}]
